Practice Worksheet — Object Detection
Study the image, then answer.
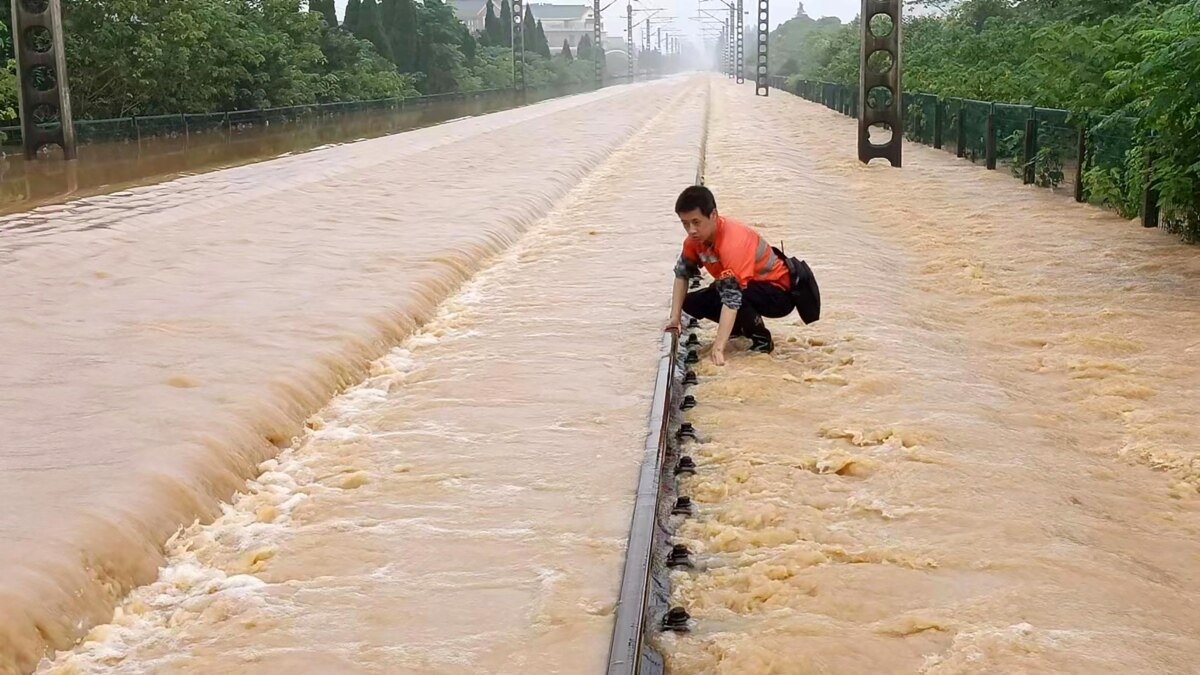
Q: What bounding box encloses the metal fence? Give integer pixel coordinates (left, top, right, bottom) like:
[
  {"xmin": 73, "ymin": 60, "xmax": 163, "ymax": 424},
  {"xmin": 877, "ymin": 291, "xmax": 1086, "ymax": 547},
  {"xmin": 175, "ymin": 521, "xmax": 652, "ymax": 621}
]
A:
[{"xmin": 788, "ymin": 79, "xmax": 1157, "ymax": 228}]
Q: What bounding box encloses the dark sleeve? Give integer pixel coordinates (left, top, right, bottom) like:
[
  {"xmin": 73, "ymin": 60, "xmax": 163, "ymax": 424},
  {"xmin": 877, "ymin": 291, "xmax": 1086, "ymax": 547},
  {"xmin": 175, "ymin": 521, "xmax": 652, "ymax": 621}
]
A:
[
  {"xmin": 673, "ymin": 252, "xmax": 700, "ymax": 280},
  {"xmin": 715, "ymin": 273, "xmax": 743, "ymax": 310}
]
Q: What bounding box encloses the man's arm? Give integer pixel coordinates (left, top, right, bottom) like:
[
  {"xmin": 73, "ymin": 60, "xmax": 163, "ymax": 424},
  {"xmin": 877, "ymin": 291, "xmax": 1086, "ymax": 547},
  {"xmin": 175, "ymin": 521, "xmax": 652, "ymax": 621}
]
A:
[
  {"xmin": 667, "ymin": 251, "xmax": 699, "ymax": 332},
  {"xmin": 666, "ymin": 276, "xmax": 688, "ymax": 332},
  {"xmin": 708, "ymin": 270, "xmax": 743, "ymax": 365}
]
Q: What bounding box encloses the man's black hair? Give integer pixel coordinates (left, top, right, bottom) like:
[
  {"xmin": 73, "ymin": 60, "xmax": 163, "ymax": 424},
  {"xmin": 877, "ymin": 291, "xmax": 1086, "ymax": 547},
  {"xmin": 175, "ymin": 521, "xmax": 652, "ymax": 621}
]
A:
[{"xmin": 675, "ymin": 185, "xmax": 717, "ymax": 217}]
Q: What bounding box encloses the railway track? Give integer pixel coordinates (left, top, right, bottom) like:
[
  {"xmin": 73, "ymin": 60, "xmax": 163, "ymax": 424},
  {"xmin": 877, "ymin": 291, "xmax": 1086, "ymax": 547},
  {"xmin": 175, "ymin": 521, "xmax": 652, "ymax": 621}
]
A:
[
  {"xmin": 607, "ymin": 80, "xmax": 710, "ymax": 673},
  {"xmin": 607, "ymin": 321, "xmax": 708, "ymax": 675}
]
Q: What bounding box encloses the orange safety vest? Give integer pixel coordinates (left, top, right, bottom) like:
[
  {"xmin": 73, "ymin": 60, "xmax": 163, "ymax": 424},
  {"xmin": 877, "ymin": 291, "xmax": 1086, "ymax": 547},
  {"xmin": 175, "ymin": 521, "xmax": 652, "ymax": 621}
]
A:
[{"xmin": 681, "ymin": 215, "xmax": 790, "ymax": 291}]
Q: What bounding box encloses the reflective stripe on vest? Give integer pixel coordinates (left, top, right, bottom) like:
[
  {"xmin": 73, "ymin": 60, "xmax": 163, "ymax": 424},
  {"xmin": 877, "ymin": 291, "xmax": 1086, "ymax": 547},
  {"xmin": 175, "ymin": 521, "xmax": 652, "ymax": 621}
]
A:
[{"xmin": 753, "ymin": 238, "xmax": 779, "ymax": 280}]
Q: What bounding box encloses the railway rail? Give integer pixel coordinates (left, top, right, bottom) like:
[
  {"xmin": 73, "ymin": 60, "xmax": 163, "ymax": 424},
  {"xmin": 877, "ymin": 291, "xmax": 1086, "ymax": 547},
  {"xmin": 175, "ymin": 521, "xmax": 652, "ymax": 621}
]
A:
[{"xmin": 606, "ymin": 80, "xmax": 710, "ymax": 674}]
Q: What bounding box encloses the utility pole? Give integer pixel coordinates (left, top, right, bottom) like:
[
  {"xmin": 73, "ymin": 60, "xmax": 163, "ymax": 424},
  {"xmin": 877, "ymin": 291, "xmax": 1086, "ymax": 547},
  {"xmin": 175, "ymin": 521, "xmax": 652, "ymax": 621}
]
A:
[
  {"xmin": 729, "ymin": 0, "xmax": 739, "ymax": 82},
  {"xmin": 858, "ymin": 0, "xmax": 902, "ymax": 165},
  {"xmin": 593, "ymin": 0, "xmax": 603, "ymax": 85},
  {"xmin": 725, "ymin": 15, "xmax": 732, "ymax": 76},
  {"xmin": 728, "ymin": 3, "xmax": 735, "ymax": 77},
  {"xmin": 512, "ymin": 0, "xmax": 526, "ymax": 92},
  {"xmin": 627, "ymin": 3, "xmax": 634, "ymax": 80},
  {"xmin": 754, "ymin": 0, "xmax": 769, "ymax": 95},
  {"xmin": 11, "ymin": 0, "xmax": 76, "ymax": 160}
]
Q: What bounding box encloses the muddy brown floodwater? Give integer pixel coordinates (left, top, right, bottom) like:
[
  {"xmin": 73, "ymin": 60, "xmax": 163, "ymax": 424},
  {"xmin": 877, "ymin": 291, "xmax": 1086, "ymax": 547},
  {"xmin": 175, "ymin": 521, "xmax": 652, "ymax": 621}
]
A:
[
  {"xmin": 0, "ymin": 86, "xmax": 588, "ymax": 218},
  {"xmin": 10, "ymin": 73, "xmax": 1200, "ymax": 675},
  {"xmin": 658, "ymin": 80, "xmax": 1200, "ymax": 674},
  {"xmin": 2, "ymin": 75, "xmax": 705, "ymax": 674}
]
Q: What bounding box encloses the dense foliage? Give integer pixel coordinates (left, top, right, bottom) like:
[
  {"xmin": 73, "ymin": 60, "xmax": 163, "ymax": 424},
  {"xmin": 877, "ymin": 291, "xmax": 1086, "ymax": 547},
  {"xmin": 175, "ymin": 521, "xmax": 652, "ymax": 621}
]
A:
[
  {"xmin": 770, "ymin": 0, "xmax": 1200, "ymax": 240},
  {"xmin": 0, "ymin": 0, "xmax": 604, "ymax": 120}
]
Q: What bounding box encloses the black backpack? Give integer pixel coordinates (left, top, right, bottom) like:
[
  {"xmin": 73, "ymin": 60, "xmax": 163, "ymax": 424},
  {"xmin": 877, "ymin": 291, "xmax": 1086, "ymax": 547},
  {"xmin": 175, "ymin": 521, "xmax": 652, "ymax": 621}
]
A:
[{"xmin": 772, "ymin": 245, "xmax": 821, "ymax": 325}]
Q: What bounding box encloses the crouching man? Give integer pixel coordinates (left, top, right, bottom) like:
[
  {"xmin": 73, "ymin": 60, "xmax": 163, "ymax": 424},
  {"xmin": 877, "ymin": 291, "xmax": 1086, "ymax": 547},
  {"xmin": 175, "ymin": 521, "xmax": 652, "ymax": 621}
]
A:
[{"xmin": 664, "ymin": 185, "xmax": 795, "ymax": 366}]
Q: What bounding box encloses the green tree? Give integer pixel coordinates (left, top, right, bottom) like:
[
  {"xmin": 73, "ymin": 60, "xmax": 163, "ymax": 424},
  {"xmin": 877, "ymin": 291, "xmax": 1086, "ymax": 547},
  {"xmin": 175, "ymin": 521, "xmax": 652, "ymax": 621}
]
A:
[
  {"xmin": 0, "ymin": 22, "xmax": 14, "ymax": 123},
  {"xmin": 499, "ymin": 0, "xmax": 513, "ymax": 46},
  {"xmin": 760, "ymin": 5, "xmax": 844, "ymax": 77},
  {"xmin": 535, "ymin": 18, "xmax": 551, "ymax": 57},
  {"xmin": 316, "ymin": 22, "xmax": 417, "ymax": 101},
  {"xmin": 561, "ymin": 39, "xmax": 573, "ymax": 60},
  {"xmin": 354, "ymin": 0, "xmax": 395, "ymax": 62},
  {"xmin": 382, "ymin": 0, "xmax": 419, "ymax": 71},
  {"xmin": 1102, "ymin": 0, "xmax": 1200, "ymax": 239},
  {"xmin": 0, "ymin": 0, "xmax": 603, "ymax": 129},
  {"xmin": 521, "ymin": 5, "xmax": 542, "ymax": 53},
  {"xmin": 308, "ymin": 0, "xmax": 339, "ymax": 28},
  {"xmin": 786, "ymin": 0, "xmax": 1200, "ymax": 240},
  {"xmin": 414, "ymin": 0, "xmax": 478, "ymax": 92},
  {"xmin": 472, "ymin": 45, "xmax": 516, "ymax": 88},
  {"xmin": 576, "ymin": 33, "xmax": 592, "ymax": 60},
  {"xmin": 484, "ymin": 0, "xmax": 505, "ymax": 46},
  {"xmin": 345, "ymin": 0, "xmax": 363, "ymax": 30}
]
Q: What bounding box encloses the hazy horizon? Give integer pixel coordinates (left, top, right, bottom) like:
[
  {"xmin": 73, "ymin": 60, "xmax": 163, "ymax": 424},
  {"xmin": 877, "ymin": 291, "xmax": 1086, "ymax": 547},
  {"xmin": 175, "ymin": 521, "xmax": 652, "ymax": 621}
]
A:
[{"xmin": 330, "ymin": 0, "xmax": 862, "ymax": 48}]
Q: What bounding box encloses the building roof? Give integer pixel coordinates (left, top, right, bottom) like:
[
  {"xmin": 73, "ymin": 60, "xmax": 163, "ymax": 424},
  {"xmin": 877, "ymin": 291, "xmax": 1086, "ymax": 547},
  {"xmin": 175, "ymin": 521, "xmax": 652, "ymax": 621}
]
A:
[
  {"xmin": 452, "ymin": 0, "xmax": 489, "ymax": 21},
  {"xmin": 529, "ymin": 3, "xmax": 591, "ymax": 20},
  {"xmin": 453, "ymin": 0, "xmax": 591, "ymax": 24}
]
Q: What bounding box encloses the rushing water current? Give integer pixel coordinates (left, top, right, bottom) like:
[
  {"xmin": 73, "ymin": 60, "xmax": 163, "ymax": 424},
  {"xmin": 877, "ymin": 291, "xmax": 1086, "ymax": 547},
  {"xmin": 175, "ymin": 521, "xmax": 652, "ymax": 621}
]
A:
[
  {"xmin": 2, "ymin": 75, "xmax": 702, "ymax": 674},
  {"xmin": 658, "ymin": 82, "xmax": 1200, "ymax": 674},
  {"xmin": 6, "ymin": 74, "xmax": 1200, "ymax": 675}
]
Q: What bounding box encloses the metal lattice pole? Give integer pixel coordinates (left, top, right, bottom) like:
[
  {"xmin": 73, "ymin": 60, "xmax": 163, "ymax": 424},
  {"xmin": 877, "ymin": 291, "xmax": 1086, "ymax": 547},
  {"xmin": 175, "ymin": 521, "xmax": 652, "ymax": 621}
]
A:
[
  {"xmin": 726, "ymin": 8, "xmax": 734, "ymax": 77},
  {"xmin": 594, "ymin": 0, "xmax": 603, "ymax": 85},
  {"xmin": 12, "ymin": 0, "xmax": 76, "ymax": 160},
  {"xmin": 754, "ymin": 0, "xmax": 768, "ymax": 95},
  {"xmin": 513, "ymin": 0, "xmax": 526, "ymax": 91},
  {"xmin": 627, "ymin": 3, "xmax": 634, "ymax": 80},
  {"xmin": 723, "ymin": 25, "xmax": 729, "ymax": 74},
  {"xmin": 725, "ymin": 16, "xmax": 731, "ymax": 77},
  {"xmin": 736, "ymin": 0, "xmax": 744, "ymax": 83}
]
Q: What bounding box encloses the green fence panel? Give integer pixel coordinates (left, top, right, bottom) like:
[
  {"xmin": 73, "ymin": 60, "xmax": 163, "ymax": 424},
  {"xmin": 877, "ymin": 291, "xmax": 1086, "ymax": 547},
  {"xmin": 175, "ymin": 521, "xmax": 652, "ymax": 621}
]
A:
[
  {"xmin": 1086, "ymin": 116, "xmax": 1142, "ymax": 217},
  {"xmin": 183, "ymin": 112, "xmax": 228, "ymax": 136},
  {"xmin": 74, "ymin": 117, "xmax": 137, "ymax": 144},
  {"xmin": 903, "ymin": 93, "xmax": 937, "ymax": 145},
  {"xmin": 134, "ymin": 114, "xmax": 189, "ymax": 139},
  {"xmin": 783, "ymin": 80, "xmax": 1174, "ymax": 227},
  {"xmin": 1031, "ymin": 107, "xmax": 1077, "ymax": 191},
  {"xmin": 961, "ymin": 99, "xmax": 990, "ymax": 163},
  {"xmin": 992, "ymin": 102, "xmax": 1030, "ymax": 173},
  {"xmin": 937, "ymin": 97, "xmax": 957, "ymax": 152}
]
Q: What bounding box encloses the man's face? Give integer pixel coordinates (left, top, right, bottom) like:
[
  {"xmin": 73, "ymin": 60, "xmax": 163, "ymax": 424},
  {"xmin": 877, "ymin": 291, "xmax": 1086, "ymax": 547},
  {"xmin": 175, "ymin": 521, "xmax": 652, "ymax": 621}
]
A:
[{"xmin": 678, "ymin": 208, "xmax": 717, "ymax": 243}]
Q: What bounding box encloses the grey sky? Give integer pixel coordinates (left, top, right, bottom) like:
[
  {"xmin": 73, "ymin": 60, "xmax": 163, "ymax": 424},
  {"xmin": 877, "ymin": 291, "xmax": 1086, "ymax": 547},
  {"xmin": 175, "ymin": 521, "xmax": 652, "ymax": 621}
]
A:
[{"xmin": 331, "ymin": 0, "xmax": 861, "ymax": 44}]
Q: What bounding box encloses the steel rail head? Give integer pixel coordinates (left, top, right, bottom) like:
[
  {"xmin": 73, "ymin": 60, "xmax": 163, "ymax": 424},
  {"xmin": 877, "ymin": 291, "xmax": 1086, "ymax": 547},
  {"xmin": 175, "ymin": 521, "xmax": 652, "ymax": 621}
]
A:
[{"xmin": 605, "ymin": 330, "xmax": 678, "ymax": 675}]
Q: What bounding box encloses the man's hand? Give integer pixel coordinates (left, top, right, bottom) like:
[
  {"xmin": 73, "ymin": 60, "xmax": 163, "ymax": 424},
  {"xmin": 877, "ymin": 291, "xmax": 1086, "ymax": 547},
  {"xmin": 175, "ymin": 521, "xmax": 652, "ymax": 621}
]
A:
[
  {"xmin": 710, "ymin": 305, "xmax": 736, "ymax": 367},
  {"xmin": 664, "ymin": 317, "xmax": 682, "ymax": 333},
  {"xmin": 710, "ymin": 341, "xmax": 727, "ymax": 366}
]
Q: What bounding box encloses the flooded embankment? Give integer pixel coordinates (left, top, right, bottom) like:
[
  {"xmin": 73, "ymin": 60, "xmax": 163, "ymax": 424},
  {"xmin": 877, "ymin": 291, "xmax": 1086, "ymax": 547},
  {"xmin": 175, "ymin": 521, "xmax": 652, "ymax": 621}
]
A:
[
  {"xmin": 660, "ymin": 80, "xmax": 1200, "ymax": 674},
  {"xmin": 0, "ymin": 75, "xmax": 698, "ymax": 674},
  {"xmin": 0, "ymin": 85, "xmax": 591, "ymax": 217},
  {"xmin": 33, "ymin": 73, "xmax": 711, "ymax": 675}
]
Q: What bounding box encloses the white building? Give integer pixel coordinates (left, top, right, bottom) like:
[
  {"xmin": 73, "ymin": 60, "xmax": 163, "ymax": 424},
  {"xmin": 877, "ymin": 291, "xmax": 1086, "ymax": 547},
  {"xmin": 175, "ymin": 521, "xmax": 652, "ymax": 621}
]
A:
[
  {"xmin": 453, "ymin": 0, "xmax": 490, "ymax": 33},
  {"xmin": 530, "ymin": 3, "xmax": 595, "ymax": 51},
  {"xmin": 452, "ymin": 1, "xmax": 596, "ymax": 51}
]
